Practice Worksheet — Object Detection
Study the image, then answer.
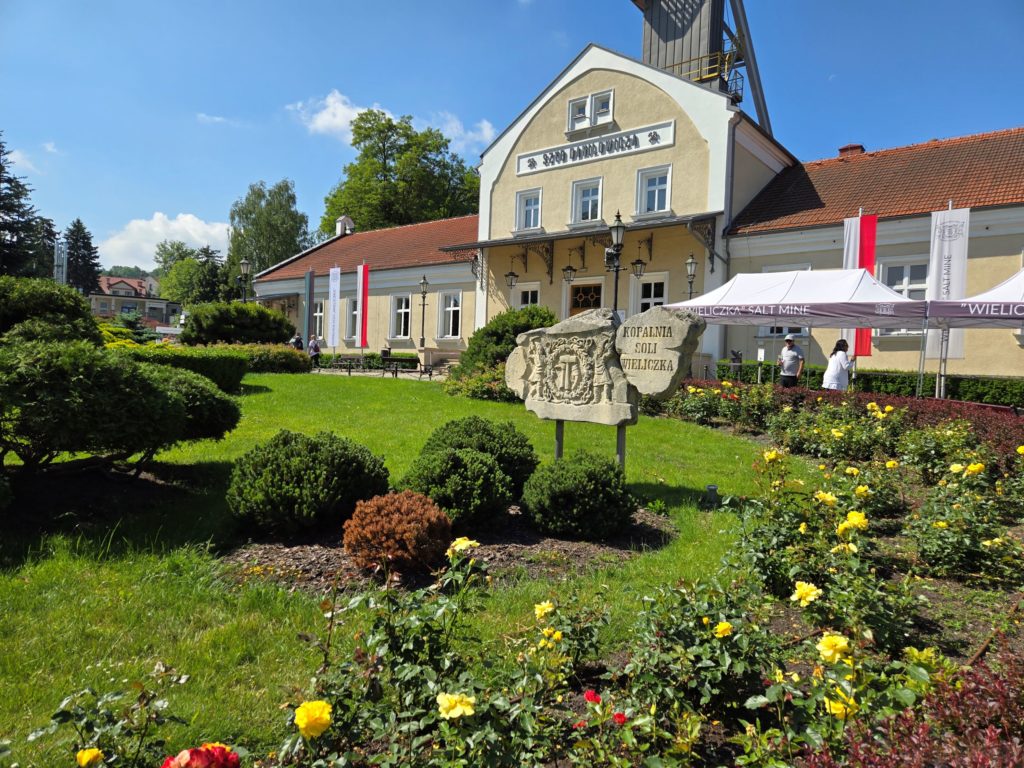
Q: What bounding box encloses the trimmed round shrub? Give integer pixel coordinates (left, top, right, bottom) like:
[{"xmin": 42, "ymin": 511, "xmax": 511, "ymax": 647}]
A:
[
  {"xmin": 234, "ymin": 343, "xmax": 312, "ymax": 373},
  {"xmin": 342, "ymin": 490, "xmax": 452, "ymax": 573},
  {"xmin": 0, "ymin": 276, "xmax": 102, "ymax": 345},
  {"xmin": 181, "ymin": 302, "xmax": 294, "ymax": 346},
  {"xmin": 522, "ymin": 450, "xmax": 636, "ymax": 540},
  {"xmin": 138, "ymin": 364, "xmax": 240, "ymax": 443},
  {"xmin": 116, "ymin": 343, "xmax": 249, "ymax": 392},
  {"xmin": 401, "ymin": 448, "xmax": 511, "ymax": 525},
  {"xmin": 418, "ymin": 416, "xmax": 538, "ymax": 498},
  {"xmin": 226, "ymin": 430, "xmax": 389, "ymax": 534}
]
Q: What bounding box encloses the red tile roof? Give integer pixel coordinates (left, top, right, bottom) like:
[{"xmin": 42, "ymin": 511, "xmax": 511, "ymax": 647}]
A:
[
  {"xmin": 255, "ymin": 215, "xmax": 480, "ymax": 282},
  {"xmin": 730, "ymin": 127, "xmax": 1024, "ymax": 235},
  {"xmin": 98, "ymin": 276, "xmax": 149, "ymax": 295}
]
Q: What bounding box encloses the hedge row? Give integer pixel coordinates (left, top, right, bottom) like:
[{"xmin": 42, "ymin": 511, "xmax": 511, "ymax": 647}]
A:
[
  {"xmin": 717, "ymin": 360, "xmax": 1024, "ymax": 408},
  {"xmin": 320, "ymin": 351, "xmax": 419, "ymax": 370},
  {"xmin": 115, "ymin": 344, "xmax": 249, "ymax": 392}
]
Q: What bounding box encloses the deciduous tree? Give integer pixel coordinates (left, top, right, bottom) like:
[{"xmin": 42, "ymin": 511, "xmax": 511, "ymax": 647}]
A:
[
  {"xmin": 228, "ymin": 179, "xmax": 311, "ymax": 281},
  {"xmin": 320, "ymin": 110, "xmax": 479, "ymax": 235}
]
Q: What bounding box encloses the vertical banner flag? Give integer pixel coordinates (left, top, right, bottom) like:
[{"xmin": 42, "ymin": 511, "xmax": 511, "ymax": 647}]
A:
[
  {"xmin": 926, "ymin": 208, "xmax": 970, "ymax": 359},
  {"xmin": 842, "ymin": 213, "xmax": 878, "ymax": 356},
  {"xmin": 356, "ymin": 262, "xmax": 370, "ymax": 349},
  {"xmin": 326, "ymin": 267, "xmax": 341, "ymax": 348}
]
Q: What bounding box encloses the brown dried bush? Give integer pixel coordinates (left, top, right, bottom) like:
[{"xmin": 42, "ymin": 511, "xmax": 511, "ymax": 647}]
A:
[{"xmin": 342, "ymin": 490, "xmax": 452, "ymax": 573}]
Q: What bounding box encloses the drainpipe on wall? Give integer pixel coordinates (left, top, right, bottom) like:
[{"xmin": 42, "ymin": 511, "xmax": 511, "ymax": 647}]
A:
[{"xmin": 303, "ymin": 269, "xmax": 315, "ymax": 340}]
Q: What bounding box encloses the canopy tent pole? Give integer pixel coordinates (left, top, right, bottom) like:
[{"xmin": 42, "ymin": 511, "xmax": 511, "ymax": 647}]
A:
[
  {"xmin": 915, "ymin": 318, "xmax": 930, "ymax": 398},
  {"xmin": 935, "ymin": 327, "xmax": 950, "ymax": 399}
]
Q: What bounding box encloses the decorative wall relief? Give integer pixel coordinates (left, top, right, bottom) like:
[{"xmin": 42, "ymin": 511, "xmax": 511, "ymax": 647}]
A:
[{"xmin": 506, "ymin": 306, "xmax": 706, "ymax": 427}]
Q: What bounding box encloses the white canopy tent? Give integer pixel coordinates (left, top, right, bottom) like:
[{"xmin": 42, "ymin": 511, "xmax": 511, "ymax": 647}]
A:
[{"xmin": 666, "ymin": 268, "xmax": 928, "ymax": 328}]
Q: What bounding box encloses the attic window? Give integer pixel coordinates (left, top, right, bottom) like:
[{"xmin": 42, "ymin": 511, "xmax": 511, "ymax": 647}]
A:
[{"xmin": 567, "ymin": 91, "xmax": 614, "ymax": 132}]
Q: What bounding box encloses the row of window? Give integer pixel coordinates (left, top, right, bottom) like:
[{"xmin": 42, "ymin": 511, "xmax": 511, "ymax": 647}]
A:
[
  {"xmin": 309, "ymin": 292, "xmax": 463, "ymax": 342},
  {"xmin": 513, "ymin": 275, "xmax": 668, "ymax": 316},
  {"xmin": 514, "ymin": 165, "xmax": 670, "ymax": 232}
]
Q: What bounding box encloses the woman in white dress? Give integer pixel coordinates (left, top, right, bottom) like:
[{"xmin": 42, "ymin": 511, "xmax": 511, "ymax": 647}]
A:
[{"xmin": 822, "ymin": 339, "xmax": 854, "ymax": 391}]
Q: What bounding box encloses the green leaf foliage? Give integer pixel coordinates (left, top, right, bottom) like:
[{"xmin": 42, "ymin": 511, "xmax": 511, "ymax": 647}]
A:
[
  {"xmin": 401, "ymin": 447, "xmax": 512, "ymax": 525},
  {"xmin": 113, "ymin": 343, "xmax": 249, "ymax": 393},
  {"xmin": 228, "ymin": 179, "xmax": 312, "ymax": 277},
  {"xmin": 226, "ymin": 430, "xmax": 389, "ymax": 534},
  {"xmin": 0, "ymin": 275, "xmax": 101, "ymax": 345},
  {"xmin": 418, "ymin": 416, "xmax": 538, "ymax": 499},
  {"xmin": 138, "ymin": 363, "xmax": 240, "ymax": 443},
  {"xmin": 180, "ymin": 301, "xmax": 294, "ymax": 347},
  {"xmin": 452, "ymin": 305, "xmax": 557, "ymax": 374},
  {"xmin": 522, "ymin": 450, "xmax": 636, "ymax": 540}
]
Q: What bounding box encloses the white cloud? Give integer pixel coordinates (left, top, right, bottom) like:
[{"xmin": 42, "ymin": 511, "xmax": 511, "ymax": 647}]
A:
[
  {"xmin": 98, "ymin": 212, "xmax": 229, "ymax": 270},
  {"xmin": 197, "ymin": 112, "xmax": 230, "ymax": 125},
  {"xmin": 9, "ymin": 149, "xmax": 38, "ymax": 173},
  {"xmin": 287, "ymin": 89, "xmax": 388, "ymax": 143},
  {"xmin": 42, "ymin": 141, "xmax": 58, "ymax": 154},
  {"xmin": 429, "ymin": 112, "xmax": 496, "ymax": 156}
]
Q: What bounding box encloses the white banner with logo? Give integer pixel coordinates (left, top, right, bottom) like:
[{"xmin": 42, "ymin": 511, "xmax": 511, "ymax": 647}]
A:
[
  {"xmin": 926, "ymin": 208, "xmax": 970, "ymax": 358},
  {"xmin": 326, "ymin": 267, "xmax": 341, "ymax": 348}
]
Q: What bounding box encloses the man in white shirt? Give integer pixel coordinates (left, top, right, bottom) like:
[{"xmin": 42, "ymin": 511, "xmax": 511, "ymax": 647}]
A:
[{"xmin": 777, "ymin": 334, "xmax": 804, "ymax": 388}]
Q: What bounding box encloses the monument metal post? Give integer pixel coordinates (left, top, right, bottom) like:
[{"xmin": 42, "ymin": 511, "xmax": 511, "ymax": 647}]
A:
[{"xmin": 555, "ymin": 420, "xmax": 564, "ymax": 459}]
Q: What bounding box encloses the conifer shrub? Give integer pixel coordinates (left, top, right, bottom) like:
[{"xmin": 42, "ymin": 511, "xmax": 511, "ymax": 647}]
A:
[
  {"xmin": 227, "ymin": 430, "xmax": 389, "ymax": 534},
  {"xmin": 116, "ymin": 344, "xmax": 249, "ymax": 392},
  {"xmin": 234, "ymin": 343, "xmax": 312, "ymax": 373},
  {"xmin": 138, "ymin": 364, "xmax": 240, "ymax": 443},
  {"xmin": 342, "ymin": 491, "xmax": 452, "ymax": 573},
  {"xmin": 418, "ymin": 416, "xmax": 538, "ymax": 498},
  {"xmin": 522, "ymin": 450, "xmax": 636, "ymax": 540},
  {"xmin": 0, "ymin": 276, "xmax": 101, "ymax": 345},
  {"xmin": 180, "ymin": 302, "xmax": 294, "ymax": 346},
  {"xmin": 401, "ymin": 448, "xmax": 511, "ymax": 525}
]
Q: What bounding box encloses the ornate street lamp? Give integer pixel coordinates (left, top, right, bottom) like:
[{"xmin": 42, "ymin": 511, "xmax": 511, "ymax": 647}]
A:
[
  {"xmin": 418, "ymin": 274, "xmax": 429, "ymax": 349},
  {"xmin": 604, "ymin": 211, "xmax": 626, "ymax": 314},
  {"xmin": 562, "ymin": 264, "xmax": 577, "ymax": 283},
  {"xmin": 239, "ymin": 258, "xmax": 251, "ymax": 302},
  {"xmin": 504, "ymin": 270, "xmax": 519, "ymax": 288},
  {"xmin": 686, "ymin": 253, "xmax": 697, "ymax": 299},
  {"xmin": 631, "ymin": 258, "xmax": 647, "ymax": 279}
]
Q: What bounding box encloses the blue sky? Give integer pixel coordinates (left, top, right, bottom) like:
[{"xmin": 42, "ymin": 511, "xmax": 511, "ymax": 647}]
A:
[{"xmin": 2, "ymin": 0, "xmax": 1022, "ymax": 270}]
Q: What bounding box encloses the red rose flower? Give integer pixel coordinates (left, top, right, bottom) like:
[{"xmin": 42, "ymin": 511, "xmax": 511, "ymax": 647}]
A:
[
  {"xmin": 573, "ymin": 720, "xmax": 587, "ymax": 729},
  {"xmin": 613, "ymin": 712, "xmax": 627, "ymax": 726},
  {"xmin": 583, "ymin": 690, "xmax": 601, "ymax": 704}
]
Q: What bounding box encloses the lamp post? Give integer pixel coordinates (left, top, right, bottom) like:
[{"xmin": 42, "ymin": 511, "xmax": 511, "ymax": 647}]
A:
[
  {"xmin": 604, "ymin": 211, "xmax": 627, "ymax": 314},
  {"xmin": 239, "ymin": 258, "xmax": 251, "ymax": 302},
  {"xmin": 686, "ymin": 253, "xmax": 697, "ymax": 299},
  {"xmin": 418, "ymin": 274, "xmax": 429, "ymax": 349}
]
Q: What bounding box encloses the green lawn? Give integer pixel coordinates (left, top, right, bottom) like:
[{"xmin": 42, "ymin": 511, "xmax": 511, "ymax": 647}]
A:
[{"xmin": 0, "ymin": 373, "xmax": 772, "ymax": 764}]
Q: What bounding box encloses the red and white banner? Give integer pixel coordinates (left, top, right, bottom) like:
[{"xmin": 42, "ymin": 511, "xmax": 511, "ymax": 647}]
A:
[
  {"xmin": 842, "ymin": 213, "xmax": 877, "ymax": 356},
  {"xmin": 356, "ymin": 263, "xmax": 370, "ymax": 349}
]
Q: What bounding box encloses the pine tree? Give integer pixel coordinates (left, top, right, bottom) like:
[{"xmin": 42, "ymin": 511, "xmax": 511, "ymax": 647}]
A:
[
  {"xmin": 64, "ymin": 218, "xmax": 101, "ymax": 295},
  {"xmin": 0, "ymin": 132, "xmax": 42, "ymax": 277}
]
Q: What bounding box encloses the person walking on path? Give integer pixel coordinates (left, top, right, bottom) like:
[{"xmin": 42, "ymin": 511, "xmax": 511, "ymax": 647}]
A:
[
  {"xmin": 290, "ymin": 332, "xmax": 304, "ymax": 351},
  {"xmin": 822, "ymin": 339, "xmax": 854, "ymax": 391},
  {"xmin": 307, "ymin": 335, "xmax": 321, "ymax": 369},
  {"xmin": 777, "ymin": 334, "xmax": 804, "ymax": 388}
]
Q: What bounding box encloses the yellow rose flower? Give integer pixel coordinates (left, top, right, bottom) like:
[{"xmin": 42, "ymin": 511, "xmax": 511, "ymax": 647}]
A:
[
  {"xmin": 534, "ymin": 600, "xmax": 554, "ymax": 620},
  {"xmin": 816, "ymin": 633, "xmax": 851, "ymax": 664},
  {"xmin": 884, "ymin": 405, "xmax": 894, "ymax": 413},
  {"xmin": 844, "ymin": 466, "xmax": 860, "ymax": 476},
  {"xmin": 837, "ymin": 520, "xmax": 853, "ymax": 537},
  {"xmin": 949, "ymin": 463, "xmax": 965, "ymax": 474},
  {"xmin": 702, "ymin": 616, "xmax": 710, "ymax": 625},
  {"xmin": 446, "ymin": 537, "xmax": 480, "ymax": 557},
  {"xmin": 866, "ymin": 402, "xmax": 879, "ymax": 411},
  {"xmin": 1017, "ymin": 445, "xmax": 1024, "ymax": 456},
  {"xmin": 831, "ymin": 429, "xmax": 845, "ymax": 439},
  {"xmin": 824, "ymin": 688, "xmax": 859, "ymax": 719},
  {"xmin": 294, "ymin": 700, "xmax": 332, "ymax": 739},
  {"xmin": 687, "ymin": 386, "xmax": 696, "ymax": 393},
  {"xmin": 814, "ymin": 490, "xmax": 838, "ymax": 507},
  {"xmin": 552, "ymin": 630, "xmax": 563, "ymax": 642},
  {"xmin": 437, "ymin": 692, "xmax": 476, "ymax": 719},
  {"xmin": 845, "ymin": 510, "xmax": 868, "ymax": 530},
  {"xmin": 854, "ymin": 485, "xmax": 870, "ymax": 497},
  {"xmin": 763, "ymin": 448, "xmax": 781, "ymax": 463},
  {"xmin": 932, "ymin": 521, "xmax": 948, "ymax": 529},
  {"xmin": 982, "ymin": 537, "xmax": 1003, "ymax": 548},
  {"xmin": 76, "ymin": 748, "xmax": 105, "ymax": 768},
  {"xmin": 831, "ymin": 542, "xmax": 858, "ymax": 554},
  {"xmin": 723, "ymin": 380, "xmax": 733, "ymax": 388},
  {"xmin": 791, "ymin": 581, "xmax": 823, "ymax": 607},
  {"xmin": 798, "ymin": 522, "xmax": 808, "ymax": 534},
  {"xmin": 964, "ymin": 462, "xmax": 985, "ymax": 477},
  {"xmin": 818, "ymin": 463, "xmax": 827, "ymax": 471},
  {"xmin": 886, "ymin": 460, "xmax": 899, "ymax": 469},
  {"xmin": 713, "ymin": 621, "xmax": 733, "ymax": 638},
  {"xmin": 874, "ymin": 410, "xmax": 887, "ymax": 420},
  {"xmin": 783, "ymin": 405, "xmax": 794, "ymax": 413}
]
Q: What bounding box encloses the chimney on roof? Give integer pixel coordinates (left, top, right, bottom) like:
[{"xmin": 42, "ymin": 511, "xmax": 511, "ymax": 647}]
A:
[
  {"xmin": 335, "ymin": 215, "xmax": 355, "ymax": 237},
  {"xmin": 838, "ymin": 143, "xmax": 865, "ymax": 157}
]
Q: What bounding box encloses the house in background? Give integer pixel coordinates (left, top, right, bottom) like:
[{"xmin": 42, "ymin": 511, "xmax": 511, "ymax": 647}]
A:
[
  {"xmin": 253, "ymin": 215, "xmax": 480, "ymax": 362},
  {"xmin": 90, "ymin": 276, "xmax": 181, "ymax": 326}
]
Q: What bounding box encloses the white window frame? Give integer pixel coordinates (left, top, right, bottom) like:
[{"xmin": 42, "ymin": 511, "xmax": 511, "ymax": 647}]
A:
[
  {"xmin": 345, "ymin": 296, "xmax": 358, "ymax": 340},
  {"xmin": 514, "ymin": 188, "xmax": 542, "ymax": 232},
  {"xmin": 629, "ymin": 270, "xmax": 669, "ymax": 316},
  {"xmin": 514, "ymin": 281, "xmax": 541, "ymax": 309},
  {"xmin": 567, "ymin": 97, "xmax": 589, "ymax": 131},
  {"xmin": 591, "ymin": 90, "xmax": 613, "ymax": 126},
  {"xmin": 389, "ymin": 293, "xmax": 412, "ymax": 339},
  {"xmin": 758, "ymin": 263, "xmax": 811, "ymax": 338},
  {"xmin": 877, "ymin": 256, "xmax": 929, "ymax": 336},
  {"xmin": 570, "ymin": 177, "xmax": 603, "ymax": 225},
  {"xmin": 635, "ymin": 164, "xmax": 672, "ymax": 216},
  {"xmin": 313, "ymin": 299, "xmax": 324, "ymax": 338},
  {"xmin": 437, "ymin": 289, "xmax": 463, "ymax": 339}
]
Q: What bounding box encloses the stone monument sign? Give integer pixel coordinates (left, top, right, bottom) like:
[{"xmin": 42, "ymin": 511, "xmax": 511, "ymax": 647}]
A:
[{"xmin": 616, "ymin": 305, "xmax": 705, "ymax": 397}]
